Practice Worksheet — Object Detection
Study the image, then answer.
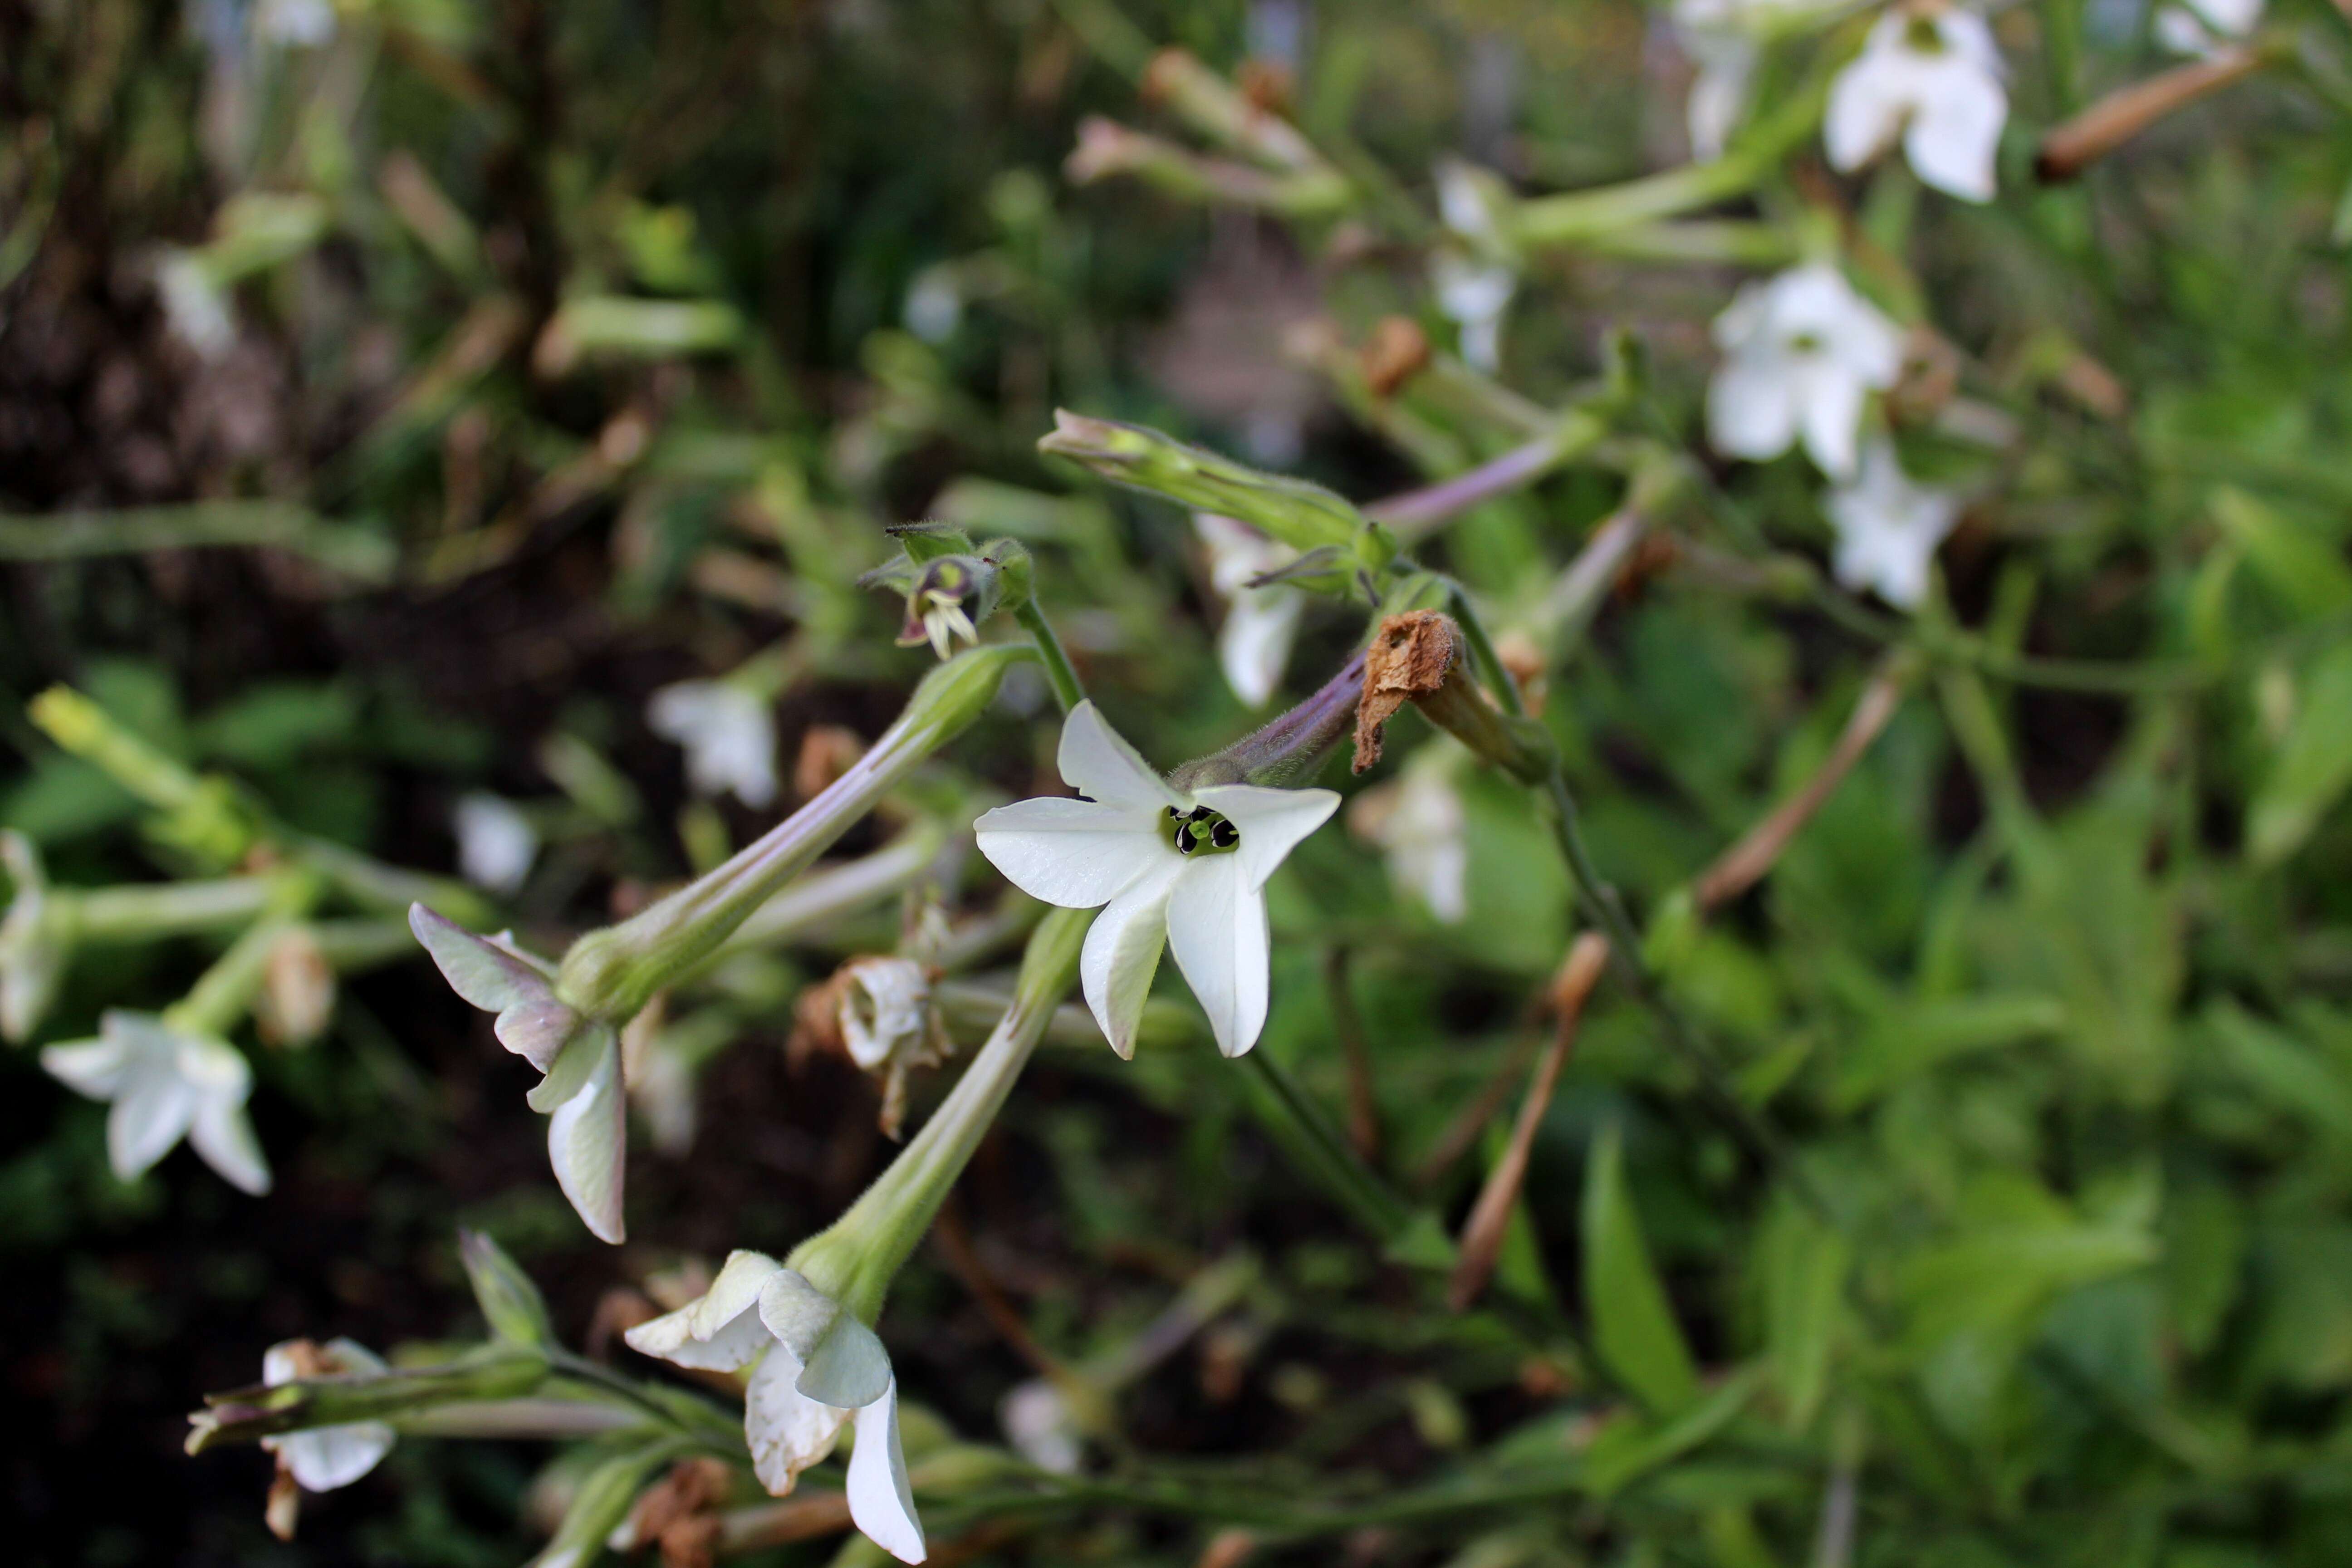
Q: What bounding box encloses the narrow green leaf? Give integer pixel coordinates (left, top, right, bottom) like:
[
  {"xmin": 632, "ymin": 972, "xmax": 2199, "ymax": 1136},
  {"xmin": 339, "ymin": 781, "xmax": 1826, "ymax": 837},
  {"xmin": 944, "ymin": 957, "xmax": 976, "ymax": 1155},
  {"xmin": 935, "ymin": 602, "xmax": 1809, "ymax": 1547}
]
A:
[{"xmin": 1583, "ymin": 1123, "xmax": 1700, "ymax": 1413}]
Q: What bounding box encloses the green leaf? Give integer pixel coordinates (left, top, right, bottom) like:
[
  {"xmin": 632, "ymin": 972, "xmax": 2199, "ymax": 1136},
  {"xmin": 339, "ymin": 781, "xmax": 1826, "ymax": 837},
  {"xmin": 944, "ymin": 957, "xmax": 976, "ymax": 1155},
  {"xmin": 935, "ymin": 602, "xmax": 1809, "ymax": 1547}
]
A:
[
  {"xmin": 1583, "ymin": 1123, "xmax": 1700, "ymax": 1413},
  {"xmin": 2248, "ymin": 642, "xmax": 2352, "ymax": 866},
  {"xmin": 1583, "ymin": 1368, "xmax": 1758, "ymax": 1497},
  {"xmin": 1757, "ymin": 1198, "xmax": 1848, "ymax": 1430}
]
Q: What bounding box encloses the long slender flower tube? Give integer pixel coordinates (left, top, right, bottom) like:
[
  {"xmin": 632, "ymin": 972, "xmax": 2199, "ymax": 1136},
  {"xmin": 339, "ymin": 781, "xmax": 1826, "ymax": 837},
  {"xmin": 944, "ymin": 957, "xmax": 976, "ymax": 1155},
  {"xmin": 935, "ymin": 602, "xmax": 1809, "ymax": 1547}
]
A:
[
  {"xmin": 628, "ymin": 907, "xmax": 1091, "ymax": 1564},
  {"xmin": 972, "ymin": 703, "xmax": 1338, "ymax": 1058},
  {"xmin": 412, "ymin": 644, "xmax": 1033, "ymax": 1243}
]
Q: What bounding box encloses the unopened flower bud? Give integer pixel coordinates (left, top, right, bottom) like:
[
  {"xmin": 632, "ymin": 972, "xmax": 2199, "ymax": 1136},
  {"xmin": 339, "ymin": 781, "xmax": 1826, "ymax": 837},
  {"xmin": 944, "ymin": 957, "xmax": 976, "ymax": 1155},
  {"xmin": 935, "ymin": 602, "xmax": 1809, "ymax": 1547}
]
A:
[
  {"xmin": 460, "ymin": 1228, "xmax": 558, "ymax": 1348},
  {"xmin": 1039, "ymin": 409, "xmax": 1367, "ymax": 554}
]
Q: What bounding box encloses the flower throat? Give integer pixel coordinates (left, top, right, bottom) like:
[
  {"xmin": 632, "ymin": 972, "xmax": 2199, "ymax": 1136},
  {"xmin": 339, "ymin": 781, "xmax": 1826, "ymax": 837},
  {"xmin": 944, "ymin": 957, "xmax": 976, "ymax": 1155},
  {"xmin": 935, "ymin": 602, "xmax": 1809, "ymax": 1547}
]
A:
[{"xmin": 1164, "ymin": 804, "xmax": 1240, "ymax": 856}]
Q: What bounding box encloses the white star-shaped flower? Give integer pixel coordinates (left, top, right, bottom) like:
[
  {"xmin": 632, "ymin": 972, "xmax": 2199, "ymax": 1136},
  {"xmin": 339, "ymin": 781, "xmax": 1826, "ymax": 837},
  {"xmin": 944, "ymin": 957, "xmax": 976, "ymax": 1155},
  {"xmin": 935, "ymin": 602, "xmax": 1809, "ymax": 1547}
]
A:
[
  {"xmin": 1707, "ymin": 262, "xmax": 1905, "ymax": 481},
  {"xmin": 972, "ymin": 703, "xmax": 1338, "ymax": 1059},
  {"xmin": 260, "ymin": 1339, "xmax": 395, "ymax": 1492},
  {"xmin": 42, "ymin": 1010, "xmax": 271, "ymax": 1193},
  {"xmin": 1193, "ymin": 513, "xmax": 1305, "ymax": 709},
  {"xmin": 1823, "ymin": 438, "xmax": 1963, "ymax": 608},
  {"xmin": 452, "ymin": 792, "xmax": 539, "ymax": 895},
  {"xmin": 625, "ymin": 1250, "xmax": 925, "ymax": 1563},
  {"xmin": 1348, "ymin": 749, "xmax": 1470, "ymax": 925},
  {"xmin": 999, "ymin": 1378, "xmax": 1083, "ymax": 1474},
  {"xmin": 1430, "ymin": 251, "xmax": 1516, "ymax": 375},
  {"xmin": 647, "ymin": 680, "xmax": 779, "ymax": 808},
  {"xmin": 2157, "ymin": 0, "xmax": 2262, "ymax": 55},
  {"xmin": 1825, "ymin": 7, "xmax": 2008, "ymax": 202}
]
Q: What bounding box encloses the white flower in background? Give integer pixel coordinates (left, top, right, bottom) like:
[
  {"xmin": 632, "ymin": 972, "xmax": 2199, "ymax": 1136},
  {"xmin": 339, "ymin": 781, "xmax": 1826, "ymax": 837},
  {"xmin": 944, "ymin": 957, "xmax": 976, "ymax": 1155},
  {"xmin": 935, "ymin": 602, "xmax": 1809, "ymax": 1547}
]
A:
[
  {"xmin": 255, "ymin": 0, "xmax": 338, "ymax": 47},
  {"xmin": 1674, "ymin": 0, "xmax": 1843, "ymax": 158},
  {"xmin": 1825, "ymin": 7, "xmax": 2008, "ymax": 202},
  {"xmin": 1348, "ymin": 750, "xmax": 1470, "ymax": 924},
  {"xmin": 648, "ymin": 680, "xmax": 779, "ymax": 808},
  {"xmin": 42, "ymin": 1010, "xmax": 271, "ymax": 1193},
  {"xmin": 1823, "ymin": 438, "xmax": 1964, "ymax": 608},
  {"xmin": 2156, "ymin": 0, "xmax": 2263, "ymax": 54},
  {"xmin": 973, "ymin": 703, "xmax": 1338, "ymax": 1058},
  {"xmin": 625, "ymin": 1251, "xmax": 925, "ymax": 1563},
  {"xmin": 903, "ymin": 267, "xmax": 963, "ymax": 344},
  {"xmin": 452, "ymin": 792, "xmax": 539, "ymax": 895},
  {"xmin": 1194, "ymin": 513, "xmax": 1305, "ymax": 708},
  {"xmin": 260, "ymin": 1339, "xmax": 395, "ymax": 1492},
  {"xmin": 999, "ymin": 1378, "xmax": 1083, "ymax": 1475},
  {"xmin": 1430, "ymin": 251, "xmax": 1516, "ymax": 374},
  {"xmin": 156, "ymin": 250, "xmax": 235, "ymax": 360},
  {"xmin": 1708, "ymin": 262, "xmax": 1905, "ymax": 480}
]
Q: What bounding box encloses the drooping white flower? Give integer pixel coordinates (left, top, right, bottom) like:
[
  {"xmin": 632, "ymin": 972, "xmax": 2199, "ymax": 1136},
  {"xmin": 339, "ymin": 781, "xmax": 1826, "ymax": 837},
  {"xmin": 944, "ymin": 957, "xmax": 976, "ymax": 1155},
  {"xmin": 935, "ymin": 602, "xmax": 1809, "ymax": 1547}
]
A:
[
  {"xmin": 2156, "ymin": 0, "xmax": 2263, "ymax": 56},
  {"xmin": 999, "ymin": 1378, "xmax": 1083, "ymax": 1474},
  {"xmin": 648, "ymin": 680, "xmax": 779, "ymax": 808},
  {"xmin": 972, "ymin": 703, "xmax": 1338, "ymax": 1058},
  {"xmin": 42, "ymin": 1010, "xmax": 271, "ymax": 1193},
  {"xmin": 1430, "ymin": 251, "xmax": 1516, "ymax": 375},
  {"xmin": 1348, "ymin": 749, "xmax": 1470, "ymax": 924},
  {"xmin": 260, "ymin": 1338, "xmax": 395, "ymax": 1492},
  {"xmin": 452, "ymin": 792, "xmax": 540, "ymax": 895},
  {"xmin": 410, "ymin": 909, "xmax": 628, "ymax": 1243},
  {"xmin": 1822, "ymin": 438, "xmax": 1964, "ymax": 608},
  {"xmin": 156, "ymin": 250, "xmax": 236, "ymax": 360},
  {"xmin": 1707, "ymin": 262, "xmax": 1905, "ymax": 480},
  {"xmin": 1193, "ymin": 513, "xmax": 1305, "ymax": 709},
  {"xmin": 1825, "ymin": 7, "xmax": 2008, "ymax": 202},
  {"xmin": 625, "ymin": 1251, "xmax": 926, "ymax": 1563}
]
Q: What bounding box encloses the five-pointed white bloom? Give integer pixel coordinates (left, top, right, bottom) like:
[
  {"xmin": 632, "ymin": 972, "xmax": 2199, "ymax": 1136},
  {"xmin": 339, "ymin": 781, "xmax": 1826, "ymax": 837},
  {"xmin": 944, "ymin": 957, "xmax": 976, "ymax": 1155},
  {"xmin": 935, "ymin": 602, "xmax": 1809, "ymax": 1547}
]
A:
[
  {"xmin": 647, "ymin": 680, "xmax": 779, "ymax": 808},
  {"xmin": 1348, "ymin": 749, "xmax": 1470, "ymax": 925},
  {"xmin": 626, "ymin": 1250, "xmax": 925, "ymax": 1563},
  {"xmin": 452, "ymin": 792, "xmax": 539, "ymax": 895},
  {"xmin": 972, "ymin": 703, "xmax": 1338, "ymax": 1058},
  {"xmin": 260, "ymin": 1339, "xmax": 395, "ymax": 1492},
  {"xmin": 2157, "ymin": 0, "xmax": 2263, "ymax": 56},
  {"xmin": 43, "ymin": 1010, "xmax": 272, "ymax": 1193},
  {"xmin": 1708, "ymin": 262, "xmax": 1905, "ymax": 481},
  {"xmin": 1825, "ymin": 7, "xmax": 2008, "ymax": 203},
  {"xmin": 1823, "ymin": 437, "xmax": 1964, "ymax": 608},
  {"xmin": 1194, "ymin": 513, "xmax": 1305, "ymax": 709}
]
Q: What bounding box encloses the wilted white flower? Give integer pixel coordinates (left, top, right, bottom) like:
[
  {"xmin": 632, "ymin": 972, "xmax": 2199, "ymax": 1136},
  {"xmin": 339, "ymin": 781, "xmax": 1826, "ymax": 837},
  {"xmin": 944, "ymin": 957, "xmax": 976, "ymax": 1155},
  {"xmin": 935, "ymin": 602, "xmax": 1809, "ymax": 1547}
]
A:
[
  {"xmin": 1825, "ymin": 7, "xmax": 2008, "ymax": 202},
  {"xmin": 260, "ymin": 1339, "xmax": 395, "ymax": 1493},
  {"xmin": 156, "ymin": 250, "xmax": 236, "ymax": 360},
  {"xmin": 2156, "ymin": 0, "xmax": 2263, "ymax": 55},
  {"xmin": 1193, "ymin": 513, "xmax": 1305, "ymax": 709},
  {"xmin": 999, "ymin": 1378, "xmax": 1083, "ymax": 1474},
  {"xmin": 1707, "ymin": 262, "xmax": 1905, "ymax": 480},
  {"xmin": 1823, "ymin": 437, "xmax": 1964, "ymax": 608},
  {"xmin": 452, "ymin": 792, "xmax": 540, "ymax": 895},
  {"xmin": 838, "ymin": 956, "xmax": 937, "ymax": 1073},
  {"xmin": 1348, "ymin": 750, "xmax": 1470, "ymax": 924},
  {"xmin": 648, "ymin": 680, "xmax": 779, "ymax": 808},
  {"xmin": 42, "ymin": 1010, "xmax": 271, "ymax": 1193},
  {"xmin": 625, "ymin": 1251, "xmax": 925, "ymax": 1563},
  {"xmin": 255, "ymin": 0, "xmax": 338, "ymax": 47},
  {"xmin": 973, "ymin": 702, "xmax": 1339, "ymax": 1058},
  {"xmin": 1430, "ymin": 251, "xmax": 1516, "ymax": 375}
]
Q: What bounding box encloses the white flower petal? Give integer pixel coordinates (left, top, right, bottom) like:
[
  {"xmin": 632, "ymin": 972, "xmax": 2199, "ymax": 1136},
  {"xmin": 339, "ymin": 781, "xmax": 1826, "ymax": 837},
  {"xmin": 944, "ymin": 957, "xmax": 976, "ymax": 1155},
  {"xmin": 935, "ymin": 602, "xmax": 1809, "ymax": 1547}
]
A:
[
  {"xmin": 649, "ymin": 681, "xmax": 779, "ymax": 808},
  {"xmin": 972, "ymin": 797, "xmax": 1169, "ymax": 909},
  {"xmin": 188, "ymin": 1094, "xmax": 272, "ymax": 1195},
  {"xmin": 1684, "ymin": 34, "xmax": 1757, "ymax": 160},
  {"xmin": 1905, "ymin": 59, "xmax": 2006, "ymax": 203},
  {"xmin": 1165, "ymin": 854, "xmax": 1270, "ymax": 1058},
  {"xmin": 278, "ymin": 1422, "xmax": 395, "ymax": 1492},
  {"xmin": 1797, "ymin": 360, "xmax": 1870, "ymax": 481},
  {"xmin": 1056, "ymin": 701, "xmax": 1185, "ymax": 812},
  {"xmin": 1217, "ymin": 589, "xmax": 1304, "ymax": 709},
  {"xmin": 848, "ymin": 1382, "xmax": 926, "ymax": 1564},
  {"xmin": 41, "ymin": 1036, "xmax": 132, "ymax": 1100},
  {"xmin": 1824, "ymin": 40, "xmax": 1909, "ymax": 172},
  {"xmin": 453, "ymin": 793, "xmax": 540, "ymax": 894},
  {"xmin": 1000, "ymin": 1378, "xmax": 1084, "ymax": 1474},
  {"xmin": 1706, "ymin": 349, "xmax": 1803, "ymax": 462},
  {"xmin": 1190, "ymin": 785, "xmax": 1341, "ymax": 892},
  {"xmin": 546, "ymin": 1030, "xmax": 627, "ymax": 1244},
  {"xmin": 108, "ymin": 1055, "xmax": 201, "ymax": 1182},
  {"xmin": 744, "ymin": 1342, "xmax": 850, "ymax": 1495},
  {"xmin": 1079, "ymin": 858, "xmax": 1181, "ymax": 1059}
]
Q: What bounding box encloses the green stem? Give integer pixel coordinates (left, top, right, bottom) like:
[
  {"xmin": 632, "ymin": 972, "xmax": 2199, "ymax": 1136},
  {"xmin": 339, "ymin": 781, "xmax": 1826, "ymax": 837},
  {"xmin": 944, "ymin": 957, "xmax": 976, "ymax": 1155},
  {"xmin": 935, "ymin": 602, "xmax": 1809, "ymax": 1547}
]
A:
[
  {"xmin": 72, "ymin": 877, "xmax": 275, "ymax": 941},
  {"xmin": 1015, "ymin": 599, "xmax": 1088, "ymax": 715},
  {"xmin": 1235, "ymin": 1049, "xmax": 1419, "ymax": 1247}
]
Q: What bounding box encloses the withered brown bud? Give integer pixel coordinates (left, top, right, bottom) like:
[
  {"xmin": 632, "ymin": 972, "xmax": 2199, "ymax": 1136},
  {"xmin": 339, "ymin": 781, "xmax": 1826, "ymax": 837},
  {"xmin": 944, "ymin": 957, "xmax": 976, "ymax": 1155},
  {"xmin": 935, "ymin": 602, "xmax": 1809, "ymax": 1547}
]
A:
[
  {"xmin": 1361, "ymin": 316, "xmax": 1432, "ymax": 399},
  {"xmin": 1354, "ymin": 611, "xmax": 1458, "ymax": 774}
]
